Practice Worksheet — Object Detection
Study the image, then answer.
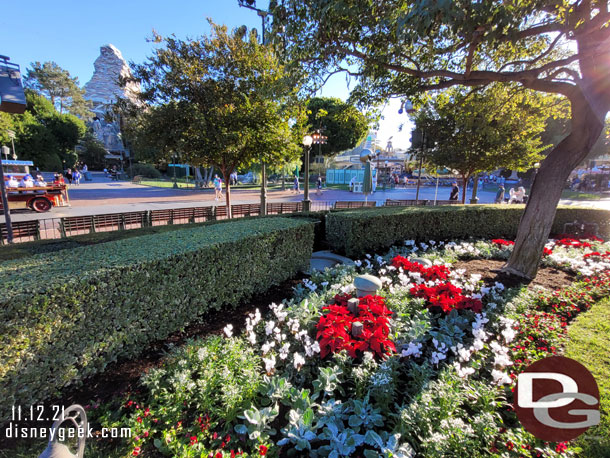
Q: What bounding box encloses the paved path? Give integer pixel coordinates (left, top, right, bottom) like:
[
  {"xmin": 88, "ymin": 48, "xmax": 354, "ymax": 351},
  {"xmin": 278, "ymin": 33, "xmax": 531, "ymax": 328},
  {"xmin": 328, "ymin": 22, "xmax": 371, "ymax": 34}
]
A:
[{"xmin": 2, "ymin": 173, "xmax": 609, "ymax": 222}]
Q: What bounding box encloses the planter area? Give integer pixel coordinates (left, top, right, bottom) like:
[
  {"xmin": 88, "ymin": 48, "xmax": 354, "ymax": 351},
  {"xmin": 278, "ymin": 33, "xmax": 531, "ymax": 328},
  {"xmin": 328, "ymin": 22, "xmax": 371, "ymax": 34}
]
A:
[{"xmin": 76, "ymin": 235, "xmax": 609, "ymax": 457}]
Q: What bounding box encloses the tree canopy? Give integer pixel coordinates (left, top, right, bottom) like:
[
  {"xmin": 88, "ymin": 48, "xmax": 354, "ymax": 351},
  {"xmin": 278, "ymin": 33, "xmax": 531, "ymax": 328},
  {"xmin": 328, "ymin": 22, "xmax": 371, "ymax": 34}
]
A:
[
  {"xmin": 130, "ymin": 22, "xmax": 304, "ymax": 214},
  {"xmin": 25, "ymin": 61, "xmax": 92, "ymax": 118},
  {"xmin": 268, "ymin": 0, "xmax": 610, "ymax": 279},
  {"xmin": 3, "ymin": 90, "xmax": 86, "ymax": 171},
  {"xmin": 306, "ymin": 97, "xmax": 369, "ymax": 156},
  {"xmin": 413, "ymin": 84, "xmax": 567, "ymax": 202}
]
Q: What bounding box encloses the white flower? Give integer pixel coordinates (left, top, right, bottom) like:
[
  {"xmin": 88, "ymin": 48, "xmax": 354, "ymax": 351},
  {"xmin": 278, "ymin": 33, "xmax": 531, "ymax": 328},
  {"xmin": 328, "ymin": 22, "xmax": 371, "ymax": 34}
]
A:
[
  {"xmin": 287, "ymin": 319, "xmax": 300, "ymax": 333},
  {"xmin": 223, "ymin": 324, "xmax": 233, "ymax": 338},
  {"xmin": 263, "ymin": 355, "xmax": 276, "ymax": 374},
  {"xmin": 402, "ymin": 341, "xmax": 422, "ymax": 358},
  {"xmin": 472, "ymin": 339, "xmax": 485, "ymax": 351},
  {"xmin": 265, "ymin": 320, "xmax": 276, "ymax": 336},
  {"xmin": 197, "ymin": 348, "xmax": 207, "ymax": 361},
  {"xmin": 293, "ymin": 353, "xmax": 305, "ymax": 370},
  {"xmin": 261, "ymin": 341, "xmax": 276, "ymax": 355},
  {"xmin": 354, "ymin": 260, "xmax": 362, "ymax": 267},
  {"xmin": 501, "ymin": 326, "xmax": 516, "ymax": 343},
  {"xmin": 494, "ymin": 282, "xmax": 505, "ymax": 291},
  {"xmin": 492, "ymin": 369, "xmax": 512, "ymax": 385},
  {"xmin": 494, "ymin": 353, "xmax": 512, "ymax": 368},
  {"xmin": 247, "ymin": 331, "xmax": 257, "ymax": 345},
  {"xmin": 279, "ymin": 343, "xmax": 290, "ymax": 360},
  {"xmin": 455, "ymin": 363, "xmax": 475, "ymax": 378},
  {"xmin": 430, "ymin": 351, "xmax": 446, "ymax": 365},
  {"xmin": 271, "ymin": 303, "xmax": 288, "ymax": 322},
  {"xmin": 321, "ymin": 281, "xmax": 329, "ymax": 287}
]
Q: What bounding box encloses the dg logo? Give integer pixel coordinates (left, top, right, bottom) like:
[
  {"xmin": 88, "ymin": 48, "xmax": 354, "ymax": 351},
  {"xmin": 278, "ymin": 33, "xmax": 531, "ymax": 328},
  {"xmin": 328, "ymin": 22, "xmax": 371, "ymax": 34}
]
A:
[{"xmin": 514, "ymin": 356, "xmax": 600, "ymax": 442}]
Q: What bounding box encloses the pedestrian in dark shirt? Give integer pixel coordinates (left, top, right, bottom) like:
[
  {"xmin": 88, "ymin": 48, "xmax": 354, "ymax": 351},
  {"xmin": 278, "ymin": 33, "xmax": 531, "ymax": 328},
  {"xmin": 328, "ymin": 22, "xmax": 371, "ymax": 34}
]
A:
[{"xmin": 449, "ymin": 182, "xmax": 460, "ymax": 201}]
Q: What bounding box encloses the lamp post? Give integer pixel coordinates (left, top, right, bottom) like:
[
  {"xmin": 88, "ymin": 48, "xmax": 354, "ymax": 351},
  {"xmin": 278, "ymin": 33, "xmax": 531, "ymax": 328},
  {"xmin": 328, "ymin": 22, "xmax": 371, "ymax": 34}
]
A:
[
  {"xmin": 302, "ymin": 135, "xmax": 313, "ymax": 211},
  {"xmin": 0, "ymin": 146, "xmax": 13, "ymax": 243},
  {"xmin": 172, "ymin": 153, "xmax": 178, "ymax": 189}
]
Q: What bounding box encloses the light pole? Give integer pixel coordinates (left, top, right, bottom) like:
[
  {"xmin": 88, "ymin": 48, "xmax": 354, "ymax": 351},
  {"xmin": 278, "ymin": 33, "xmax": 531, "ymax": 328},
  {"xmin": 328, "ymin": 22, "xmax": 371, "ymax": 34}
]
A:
[
  {"xmin": 172, "ymin": 153, "xmax": 178, "ymax": 189},
  {"xmin": 302, "ymin": 135, "xmax": 313, "ymax": 211},
  {"xmin": 0, "ymin": 146, "xmax": 13, "ymax": 243}
]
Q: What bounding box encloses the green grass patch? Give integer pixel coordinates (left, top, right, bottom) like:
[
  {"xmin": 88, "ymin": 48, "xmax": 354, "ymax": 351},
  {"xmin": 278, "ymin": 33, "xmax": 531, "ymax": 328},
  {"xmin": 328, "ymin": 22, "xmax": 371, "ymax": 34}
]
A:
[
  {"xmin": 561, "ymin": 190, "xmax": 603, "ymax": 200},
  {"xmin": 565, "ymin": 298, "xmax": 610, "ymax": 457}
]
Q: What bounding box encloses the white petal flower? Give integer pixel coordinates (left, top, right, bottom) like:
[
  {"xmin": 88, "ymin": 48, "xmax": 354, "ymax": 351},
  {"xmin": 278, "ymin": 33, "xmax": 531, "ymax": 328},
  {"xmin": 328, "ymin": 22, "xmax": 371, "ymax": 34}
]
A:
[
  {"xmin": 223, "ymin": 324, "xmax": 233, "ymax": 338},
  {"xmin": 265, "ymin": 320, "xmax": 276, "ymax": 336},
  {"xmin": 293, "ymin": 353, "xmax": 305, "ymax": 370}
]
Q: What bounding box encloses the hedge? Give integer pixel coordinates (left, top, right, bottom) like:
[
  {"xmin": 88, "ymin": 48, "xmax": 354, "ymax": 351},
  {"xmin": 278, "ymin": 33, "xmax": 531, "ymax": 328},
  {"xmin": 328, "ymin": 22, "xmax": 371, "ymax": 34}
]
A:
[
  {"xmin": 0, "ymin": 217, "xmax": 314, "ymax": 420},
  {"xmin": 326, "ymin": 205, "xmax": 610, "ymax": 257}
]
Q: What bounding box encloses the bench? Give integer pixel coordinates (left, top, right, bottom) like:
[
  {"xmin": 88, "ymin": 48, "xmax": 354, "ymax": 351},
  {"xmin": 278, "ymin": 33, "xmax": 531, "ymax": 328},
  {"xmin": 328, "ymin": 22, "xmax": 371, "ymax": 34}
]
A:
[
  {"xmin": 334, "ymin": 201, "xmax": 377, "ymax": 209},
  {"xmin": 266, "ymin": 202, "xmax": 303, "ymax": 214},
  {"xmin": 231, "ymin": 204, "xmax": 261, "ymax": 218},
  {"xmin": 193, "ymin": 206, "xmax": 215, "ymax": 222},
  {"xmin": 150, "ymin": 209, "xmax": 173, "ymax": 226},
  {"xmin": 121, "ymin": 211, "xmax": 148, "ymax": 229},
  {"xmin": 92, "ymin": 213, "xmax": 123, "ymax": 232},
  {"xmin": 171, "ymin": 207, "xmax": 196, "ymax": 224},
  {"xmin": 1, "ymin": 220, "xmax": 40, "ymax": 243},
  {"xmin": 215, "ymin": 205, "xmax": 228, "ymax": 220},
  {"xmin": 60, "ymin": 216, "xmax": 95, "ymax": 237},
  {"xmin": 563, "ymin": 220, "xmax": 600, "ymax": 238},
  {"xmin": 352, "ymin": 182, "xmax": 363, "ymax": 193},
  {"xmin": 385, "ymin": 199, "xmax": 426, "ymax": 206}
]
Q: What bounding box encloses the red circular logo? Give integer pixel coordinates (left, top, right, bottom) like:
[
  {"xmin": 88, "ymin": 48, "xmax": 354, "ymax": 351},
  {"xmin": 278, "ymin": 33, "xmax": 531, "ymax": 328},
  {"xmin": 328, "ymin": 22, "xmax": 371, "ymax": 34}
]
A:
[{"xmin": 514, "ymin": 356, "xmax": 600, "ymax": 442}]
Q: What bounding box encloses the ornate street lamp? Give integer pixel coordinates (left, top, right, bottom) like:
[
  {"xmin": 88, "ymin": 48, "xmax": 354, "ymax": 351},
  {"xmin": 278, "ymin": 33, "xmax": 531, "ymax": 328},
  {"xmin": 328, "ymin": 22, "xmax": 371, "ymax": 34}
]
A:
[{"xmin": 302, "ymin": 135, "xmax": 313, "ymax": 211}]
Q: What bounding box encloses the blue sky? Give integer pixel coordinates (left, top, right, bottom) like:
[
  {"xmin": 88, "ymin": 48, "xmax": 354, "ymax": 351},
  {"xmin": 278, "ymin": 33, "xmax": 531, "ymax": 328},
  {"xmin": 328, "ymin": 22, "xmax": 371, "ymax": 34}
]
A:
[{"xmin": 1, "ymin": 0, "xmax": 413, "ymax": 149}]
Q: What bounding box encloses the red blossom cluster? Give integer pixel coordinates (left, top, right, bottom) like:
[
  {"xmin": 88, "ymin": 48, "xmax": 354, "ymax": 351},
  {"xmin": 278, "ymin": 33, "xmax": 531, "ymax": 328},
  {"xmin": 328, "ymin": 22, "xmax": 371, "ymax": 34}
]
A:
[
  {"xmin": 316, "ymin": 294, "xmax": 396, "ymax": 359},
  {"xmin": 491, "ymin": 239, "xmax": 514, "ymax": 247},
  {"xmin": 409, "ymin": 282, "xmax": 483, "ymax": 314},
  {"xmin": 553, "ymin": 233, "xmax": 604, "ymax": 242},
  {"xmin": 390, "ymin": 255, "xmax": 450, "ymax": 281},
  {"xmin": 491, "ymin": 239, "xmax": 553, "ymax": 256},
  {"xmin": 583, "ymin": 250, "xmax": 610, "ymax": 260},
  {"xmin": 555, "ymin": 237, "xmax": 592, "ymax": 248}
]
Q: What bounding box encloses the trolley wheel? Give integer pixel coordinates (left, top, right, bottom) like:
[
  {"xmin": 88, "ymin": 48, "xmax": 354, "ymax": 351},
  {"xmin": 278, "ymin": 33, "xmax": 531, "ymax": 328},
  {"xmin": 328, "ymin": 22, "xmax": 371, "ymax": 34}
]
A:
[{"xmin": 31, "ymin": 197, "xmax": 53, "ymax": 213}]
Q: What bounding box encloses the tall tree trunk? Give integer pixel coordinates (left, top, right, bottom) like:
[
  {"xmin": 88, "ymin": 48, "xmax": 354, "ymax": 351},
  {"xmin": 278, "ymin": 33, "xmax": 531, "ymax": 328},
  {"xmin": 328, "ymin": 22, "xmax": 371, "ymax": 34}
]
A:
[
  {"xmin": 222, "ymin": 170, "xmax": 232, "ymax": 219},
  {"xmin": 461, "ymin": 174, "xmax": 470, "ymax": 204},
  {"xmin": 503, "ymin": 93, "xmax": 605, "ymax": 279}
]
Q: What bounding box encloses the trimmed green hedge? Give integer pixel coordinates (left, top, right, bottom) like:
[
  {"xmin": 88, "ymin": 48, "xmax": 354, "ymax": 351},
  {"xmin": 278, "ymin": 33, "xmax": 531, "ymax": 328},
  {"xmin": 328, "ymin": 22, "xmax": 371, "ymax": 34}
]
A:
[
  {"xmin": 0, "ymin": 217, "xmax": 314, "ymax": 419},
  {"xmin": 326, "ymin": 205, "xmax": 610, "ymax": 257}
]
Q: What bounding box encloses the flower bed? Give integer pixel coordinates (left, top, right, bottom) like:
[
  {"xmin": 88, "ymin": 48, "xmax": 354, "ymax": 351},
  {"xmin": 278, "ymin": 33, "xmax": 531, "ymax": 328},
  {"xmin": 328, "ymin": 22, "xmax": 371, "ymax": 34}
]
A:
[{"xmin": 92, "ymin": 235, "xmax": 610, "ymax": 457}]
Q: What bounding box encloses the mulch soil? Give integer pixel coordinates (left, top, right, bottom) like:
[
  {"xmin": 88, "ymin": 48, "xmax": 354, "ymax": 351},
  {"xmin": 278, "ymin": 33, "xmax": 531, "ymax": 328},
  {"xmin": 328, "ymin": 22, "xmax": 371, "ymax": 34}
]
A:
[{"xmin": 453, "ymin": 258, "xmax": 576, "ymax": 291}]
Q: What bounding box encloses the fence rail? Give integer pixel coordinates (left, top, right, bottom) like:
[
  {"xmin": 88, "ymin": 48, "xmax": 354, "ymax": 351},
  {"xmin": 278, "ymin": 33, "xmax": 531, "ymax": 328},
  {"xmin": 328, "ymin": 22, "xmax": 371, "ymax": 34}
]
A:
[{"xmin": 0, "ymin": 199, "xmax": 459, "ymax": 245}]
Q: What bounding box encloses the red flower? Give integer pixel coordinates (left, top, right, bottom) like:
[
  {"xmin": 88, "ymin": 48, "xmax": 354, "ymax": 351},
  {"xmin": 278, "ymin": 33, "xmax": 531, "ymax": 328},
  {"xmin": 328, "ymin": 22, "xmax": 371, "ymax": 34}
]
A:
[
  {"xmin": 316, "ymin": 294, "xmax": 395, "ymax": 360},
  {"xmin": 491, "ymin": 239, "xmax": 515, "ymax": 247},
  {"xmin": 259, "ymin": 444, "xmax": 268, "ymax": 456},
  {"xmin": 132, "ymin": 447, "xmax": 141, "ymax": 456},
  {"xmin": 190, "ymin": 436, "xmax": 198, "ymax": 446},
  {"xmin": 556, "ymin": 442, "xmax": 568, "ymax": 453}
]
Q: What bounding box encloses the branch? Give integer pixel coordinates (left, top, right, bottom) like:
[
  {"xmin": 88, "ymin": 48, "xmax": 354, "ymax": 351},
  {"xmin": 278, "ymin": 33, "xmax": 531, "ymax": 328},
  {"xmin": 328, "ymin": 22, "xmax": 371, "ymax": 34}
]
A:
[{"xmin": 499, "ymin": 33, "xmax": 564, "ymax": 71}]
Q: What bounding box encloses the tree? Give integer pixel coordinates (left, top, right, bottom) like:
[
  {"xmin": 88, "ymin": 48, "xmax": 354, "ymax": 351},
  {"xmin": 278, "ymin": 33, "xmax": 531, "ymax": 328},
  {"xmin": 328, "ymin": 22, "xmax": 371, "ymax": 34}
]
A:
[
  {"xmin": 25, "ymin": 61, "xmax": 92, "ymax": 118},
  {"xmin": 306, "ymin": 97, "xmax": 369, "ymax": 156},
  {"xmin": 131, "ymin": 22, "xmax": 303, "ymax": 215},
  {"xmin": 412, "ymin": 85, "xmax": 565, "ymax": 203},
  {"xmin": 9, "ymin": 91, "xmax": 86, "ymax": 171},
  {"xmin": 77, "ymin": 132, "xmax": 108, "ymax": 169},
  {"xmin": 270, "ymin": 0, "xmax": 610, "ymax": 280}
]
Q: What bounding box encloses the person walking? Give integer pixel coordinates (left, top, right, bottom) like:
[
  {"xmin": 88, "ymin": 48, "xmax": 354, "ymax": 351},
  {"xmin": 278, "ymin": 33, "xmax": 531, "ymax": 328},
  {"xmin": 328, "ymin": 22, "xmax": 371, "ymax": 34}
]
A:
[
  {"xmin": 73, "ymin": 169, "xmax": 81, "ymax": 186},
  {"xmin": 293, "ymin": 175, "xmax": 300, "ymax": 194},
  {"xmin": 449, "ymin": 182, "xmax": 460, "ymax": 201},
  {"xmin": 495, "ymin": 184, "xmax": 505, "ymax": 204},
  {"xmin": 65, "ymin": 168, "xmax": 73, "ymax": 185},
  {"xmin": 213, "ymin": 174, "xmax": 223, "ymax": 200},
  {"xmin": 316, "ymin": 176, "xmax": 323, "ymax": 195}
]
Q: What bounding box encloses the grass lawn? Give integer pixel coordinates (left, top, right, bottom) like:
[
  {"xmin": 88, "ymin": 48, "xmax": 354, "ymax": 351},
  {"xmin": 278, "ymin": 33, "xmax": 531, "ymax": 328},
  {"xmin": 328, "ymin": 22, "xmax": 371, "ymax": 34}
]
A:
[
  {"xmin": 565, "ymin": 297, "xmax": 610, "ymax": 457},
  {"xmin": 560, "ymin": 190, "xmax": 603, "ymax": 200}
]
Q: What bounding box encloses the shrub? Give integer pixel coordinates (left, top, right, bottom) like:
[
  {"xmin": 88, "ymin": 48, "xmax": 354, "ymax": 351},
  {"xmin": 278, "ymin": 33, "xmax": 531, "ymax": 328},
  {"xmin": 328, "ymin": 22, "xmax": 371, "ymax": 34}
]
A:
[
  {"xmin": 326, "ymin": 205, "xmax": 610, "ymax": 257},
  {"xmin": 0, "ymin": 217, "xmax": 314, "ymax": 421},
  {"xmin": 127, "ymin": 163, "xmax": 162, "ymax": 178}
]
